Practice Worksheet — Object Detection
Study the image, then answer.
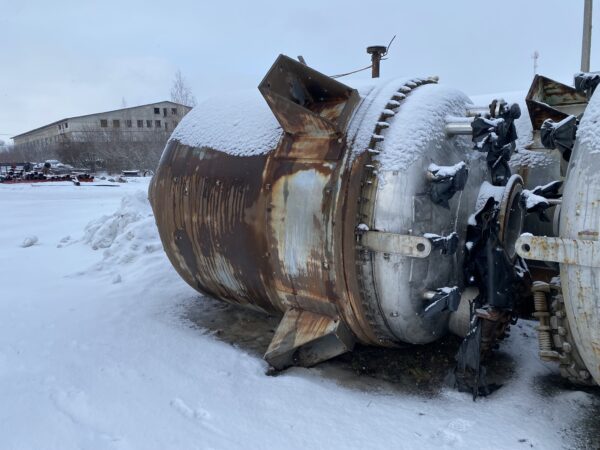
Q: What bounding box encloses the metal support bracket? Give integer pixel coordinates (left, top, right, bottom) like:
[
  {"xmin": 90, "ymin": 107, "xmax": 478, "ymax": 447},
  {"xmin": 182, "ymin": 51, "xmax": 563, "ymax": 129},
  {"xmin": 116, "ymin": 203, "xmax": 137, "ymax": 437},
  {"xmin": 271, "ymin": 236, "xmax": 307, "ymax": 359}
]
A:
[
  {"xmin": 516, "ymin": 234, "xmax": 600, "ymax": 268},
  {"xmin": 264, "ymin": 309, "xmax": 355, "ymax": 370},
  {"xmin": 360, "ymin": 231, "xmax": 432, "ymax": 258}
]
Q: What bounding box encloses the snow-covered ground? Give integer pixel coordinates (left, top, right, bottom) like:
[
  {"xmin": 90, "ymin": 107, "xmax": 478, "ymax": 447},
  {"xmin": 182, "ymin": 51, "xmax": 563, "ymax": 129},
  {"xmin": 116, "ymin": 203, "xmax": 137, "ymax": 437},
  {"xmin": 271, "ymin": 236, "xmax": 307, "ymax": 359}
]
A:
[{"xmin": 0, "ymin": 178, "xmax": 598, "ymax": 450}]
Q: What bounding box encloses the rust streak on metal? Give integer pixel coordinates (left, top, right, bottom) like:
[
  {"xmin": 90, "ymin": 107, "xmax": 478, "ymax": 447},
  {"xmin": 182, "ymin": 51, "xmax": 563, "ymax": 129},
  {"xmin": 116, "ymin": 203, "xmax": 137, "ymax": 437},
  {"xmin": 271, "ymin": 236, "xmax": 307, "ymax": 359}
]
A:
[{"xmin": 149, "ymin": 54, "xmax": 381, "ymax": 347}]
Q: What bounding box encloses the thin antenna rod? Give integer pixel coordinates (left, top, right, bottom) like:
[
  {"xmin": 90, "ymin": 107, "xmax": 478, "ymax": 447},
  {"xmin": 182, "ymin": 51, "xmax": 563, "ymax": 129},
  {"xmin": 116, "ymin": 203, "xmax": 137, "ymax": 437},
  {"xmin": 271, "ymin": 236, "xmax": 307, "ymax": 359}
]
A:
[{"xmin": 582, "ymin": 0, "xmax": 593, "ymax": 72}]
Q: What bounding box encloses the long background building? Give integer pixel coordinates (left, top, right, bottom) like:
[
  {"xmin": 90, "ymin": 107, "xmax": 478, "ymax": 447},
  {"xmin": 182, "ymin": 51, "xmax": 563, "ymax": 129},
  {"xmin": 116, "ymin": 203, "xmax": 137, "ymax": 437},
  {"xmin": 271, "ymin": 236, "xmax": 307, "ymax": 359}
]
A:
[{"xmin": 10, "ymin": 101, "xmax": 191, "ymax": 172}]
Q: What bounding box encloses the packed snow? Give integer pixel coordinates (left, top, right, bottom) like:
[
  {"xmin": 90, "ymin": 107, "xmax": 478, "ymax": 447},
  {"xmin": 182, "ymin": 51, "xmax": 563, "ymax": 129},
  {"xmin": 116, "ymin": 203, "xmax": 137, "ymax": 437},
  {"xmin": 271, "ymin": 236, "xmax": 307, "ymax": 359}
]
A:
[
  {"xmin": 170, "ymin": 90, "xmax": 282, "ymax": 156},
  {"xmin": 169, "ymin": 77, "xmax": 416, "ymax": 158},
  {"xmin": 510, "ymin": 148, "xmax": 557, "ymax": 168},
  {"xmin": 20, "ymin": 235, "xmax": 39, "ymax": 248},
  {"xmin": 374, "ymin": 84, "xmax": 470, "ymax": 171},
  {"xmin": 428, "ymin": 162, "xmax": 467, "ymax": 179},
  {"xmin": 0, "ymin": 179, "xmax": 599, "ymax": 449},
  {"xmin": 169, "ymin": 82, "xmax": 557, "ymax": 177},
  {"xmin": 576, "ymin": 86, "xmax": 600, "ymax": 154},
  {"xmin": 522, "ymin": 189, "xmax": 550, "ymax": 211},
  {"xmin": 346, "ymin": 77, "xmax": 414, "ymax": 159},
  {"xmin": 474, "ymin": 181, "xmax": 506, "ymax": 210}
]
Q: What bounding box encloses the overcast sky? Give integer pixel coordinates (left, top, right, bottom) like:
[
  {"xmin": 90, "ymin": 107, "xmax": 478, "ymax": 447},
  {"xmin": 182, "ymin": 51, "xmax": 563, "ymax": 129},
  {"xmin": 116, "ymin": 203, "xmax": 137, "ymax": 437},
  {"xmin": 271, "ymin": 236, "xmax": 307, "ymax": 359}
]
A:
[{"xmin": 1, "ymin": 0, "xmax": 597, "ymax": 140}]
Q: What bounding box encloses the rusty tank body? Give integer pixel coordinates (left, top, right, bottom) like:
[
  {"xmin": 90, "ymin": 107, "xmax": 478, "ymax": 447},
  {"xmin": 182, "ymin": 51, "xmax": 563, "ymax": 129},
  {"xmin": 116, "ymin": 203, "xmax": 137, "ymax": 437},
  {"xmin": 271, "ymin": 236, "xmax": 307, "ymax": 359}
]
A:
[{"xmin": 150, "ymin": 54, "xmax": 600, "ymax": 387}]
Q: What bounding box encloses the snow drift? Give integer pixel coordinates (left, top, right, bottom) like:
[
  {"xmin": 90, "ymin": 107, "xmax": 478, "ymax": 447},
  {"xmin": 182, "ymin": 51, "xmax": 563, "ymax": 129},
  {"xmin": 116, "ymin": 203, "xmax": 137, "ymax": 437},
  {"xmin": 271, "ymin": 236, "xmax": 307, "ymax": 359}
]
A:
[{"xmin": 81, "ymin": 190, "xmax": 163, "ymax": 277}]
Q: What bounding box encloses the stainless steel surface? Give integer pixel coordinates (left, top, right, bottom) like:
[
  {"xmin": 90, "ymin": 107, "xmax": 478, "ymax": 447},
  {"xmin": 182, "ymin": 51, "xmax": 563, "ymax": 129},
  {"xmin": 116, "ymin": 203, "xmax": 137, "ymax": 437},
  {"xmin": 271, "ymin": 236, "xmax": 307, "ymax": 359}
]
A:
[
  {"xmin": 444, "ymin": 119, "xmax": 474, "ymax": 136},
  {"xmin": 361, "ymin": 232, "xmax": 432, "ymax": 258},
  {"xmin": 557, "ymin": 87, "xmax": 600, "ymax": 384},
  {"xmin": 364, "ymin": 95, "xmax": 488, "ymax": 345}
]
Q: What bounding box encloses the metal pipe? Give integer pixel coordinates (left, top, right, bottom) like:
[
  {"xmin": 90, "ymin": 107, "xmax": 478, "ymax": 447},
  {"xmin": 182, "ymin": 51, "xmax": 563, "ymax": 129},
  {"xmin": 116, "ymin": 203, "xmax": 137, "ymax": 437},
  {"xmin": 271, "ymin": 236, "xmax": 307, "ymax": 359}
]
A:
[
  {"xmin": 465, "ymin": 106, "xmax": 490, "ymax": 117},
  {"xmin": 367, "ymin": 45, "xmax": 387, "ymax": 78},
  {"xmin": 445, "ymin": 118, "xmax": 474, "ymax": 136},
  {"xmin": 582, "ymin": 0, "xmax": 593, "ymax": 72},
  {"xmin": 466, "ymin": 101, "xmax": 504, "ymax": 118},
  {"xmin": 371, "ymin": 54, "xmax": 381, "ymax": 78}
]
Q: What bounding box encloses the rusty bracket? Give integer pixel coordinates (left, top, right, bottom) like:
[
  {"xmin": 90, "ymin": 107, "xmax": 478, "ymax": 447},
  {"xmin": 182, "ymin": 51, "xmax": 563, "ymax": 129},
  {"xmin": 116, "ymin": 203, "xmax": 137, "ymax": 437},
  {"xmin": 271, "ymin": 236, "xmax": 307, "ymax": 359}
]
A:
[
  {"xmin": 516, "ymin": 234, "xmax": 600, "ymax": 267},
  {"xmin": 360, "ymin": 231, "xmax": 432, "ymax": 258},
  {"xmin": 264, "ymin": 308, "xmax": 355, "ymax": 370},
  {"xmin": 525, "ymin": 75, "xmax": 587, "ymax": 130},
  {"xmin": 258, "ymin": 54, "xmax": 359, "ymax": 138}
]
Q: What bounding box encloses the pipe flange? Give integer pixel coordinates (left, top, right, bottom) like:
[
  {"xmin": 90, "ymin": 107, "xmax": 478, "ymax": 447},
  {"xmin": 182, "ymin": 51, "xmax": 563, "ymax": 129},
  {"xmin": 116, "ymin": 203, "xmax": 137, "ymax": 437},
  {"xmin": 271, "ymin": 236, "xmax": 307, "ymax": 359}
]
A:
[{"xmin": 474, "ymin": 174, "xmax": 525, "ymax": 261}]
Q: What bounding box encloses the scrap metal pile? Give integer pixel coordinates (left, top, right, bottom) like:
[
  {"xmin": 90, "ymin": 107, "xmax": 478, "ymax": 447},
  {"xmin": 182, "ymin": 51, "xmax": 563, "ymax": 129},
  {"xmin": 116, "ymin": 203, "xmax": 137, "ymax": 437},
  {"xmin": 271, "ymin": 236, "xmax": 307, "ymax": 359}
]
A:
[
  {"xmin": 149, "ymin": 54, "xmax": 600, "ymax": 395},
  {"xmin": 0, "ymin": 162, "xmax": 94, "ymax": 184}
]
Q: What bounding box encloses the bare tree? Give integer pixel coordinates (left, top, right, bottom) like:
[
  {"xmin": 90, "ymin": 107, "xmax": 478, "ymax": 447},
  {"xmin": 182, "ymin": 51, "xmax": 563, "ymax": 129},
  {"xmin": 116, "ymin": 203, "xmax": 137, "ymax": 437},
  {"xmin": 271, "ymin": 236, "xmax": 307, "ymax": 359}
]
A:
[
  {"xmin": 170, "ymin": 69, "xmax": 197, "ymax": 107},
  {"xmin": 53, "ymin": 123, "xmax": 169, "ymax": 174},
  {"xmin": 4, "ymin": 125, "xmax": 168, "ymax": 173},
  {"xmin": 2, "ymin": 139, "xmax": 58, "ymax": 163}
]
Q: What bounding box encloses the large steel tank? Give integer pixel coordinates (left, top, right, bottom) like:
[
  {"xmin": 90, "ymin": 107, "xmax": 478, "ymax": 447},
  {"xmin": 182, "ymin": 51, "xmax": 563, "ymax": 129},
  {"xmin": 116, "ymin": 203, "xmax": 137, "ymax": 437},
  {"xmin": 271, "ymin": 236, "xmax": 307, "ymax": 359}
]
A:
[
  {"xmin": 150, "ymin": 55, "xmax": 525, "ymax": 369},
  {"xmin": 516, "ymin": 76, "xmax": 600, "ymax": 386}
]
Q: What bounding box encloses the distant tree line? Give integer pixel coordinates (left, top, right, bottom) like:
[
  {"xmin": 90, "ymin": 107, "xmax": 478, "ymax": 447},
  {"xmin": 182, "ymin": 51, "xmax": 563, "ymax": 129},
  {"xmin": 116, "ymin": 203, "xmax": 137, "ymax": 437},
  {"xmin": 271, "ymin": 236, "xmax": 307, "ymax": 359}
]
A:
[{"xmin": 0, "ymin": 128, "xmax": 169, "ymax": 174}]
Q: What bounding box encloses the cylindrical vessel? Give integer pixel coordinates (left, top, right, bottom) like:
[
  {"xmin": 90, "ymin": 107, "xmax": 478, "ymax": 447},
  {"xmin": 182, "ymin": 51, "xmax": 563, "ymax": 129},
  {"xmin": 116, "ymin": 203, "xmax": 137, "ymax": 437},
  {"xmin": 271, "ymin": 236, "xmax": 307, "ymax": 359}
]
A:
[
  {"xmin": 150, "ymin": 55, "xmax": 492, "ymax": 366},
  {"xmin": 558, "ymin": 88, "xmax": 600, "ymax": 384}
]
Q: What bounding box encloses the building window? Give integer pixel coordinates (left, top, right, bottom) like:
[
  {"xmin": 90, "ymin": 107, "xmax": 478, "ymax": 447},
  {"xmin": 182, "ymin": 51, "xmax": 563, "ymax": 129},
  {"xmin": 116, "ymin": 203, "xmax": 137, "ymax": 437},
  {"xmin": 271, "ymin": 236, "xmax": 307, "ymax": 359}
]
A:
[
  {"xmin": 171, "ymin": 108, "xmax": 178, "ymax": 115},
  {"xmin": 113, "ymin": 119, "xmax": 120, "ymax": 127},
  {"xmin": 146, "ymin": 120, "xmax": 152, "ymax": 128},
  {"xmin": 155, "ymin": 120, "xmax": 161, "ymax": 128},
  {"xmin": 100, "ymin": 119, "xmax": 108, "ymax": 127},
  {"xmin": 126, "ymin": 119, "xmax": 132, "ymax": 128},
  {"xmin": 163, "ymin": 107, "xmax": 167, "ymax": 117},
  {"xmin": 65, "ymin": 122, "xmax": 68, "ymax": 128},
  {"xmin": 58, "ymin": 125, "xmax": 61, "ymax": 130},
  {"xmin": 165, "ymin": 122, "xmax": 169, "ymax": 132},
  {"xmin": 137, "ymin": 120, "xmax": 143, "ymax": 128},
  {"xmin": 154, "ymin": 107, "xmax": 160, "ymax": 114}
]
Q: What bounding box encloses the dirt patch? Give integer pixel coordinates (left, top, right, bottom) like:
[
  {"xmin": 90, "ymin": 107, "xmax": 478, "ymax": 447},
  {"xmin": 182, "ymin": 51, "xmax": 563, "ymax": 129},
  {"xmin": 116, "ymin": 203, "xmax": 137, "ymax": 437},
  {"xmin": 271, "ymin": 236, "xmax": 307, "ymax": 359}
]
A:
[{"xmin": 182, "ymin": 295, "xmax": 514, "ymax": 396}]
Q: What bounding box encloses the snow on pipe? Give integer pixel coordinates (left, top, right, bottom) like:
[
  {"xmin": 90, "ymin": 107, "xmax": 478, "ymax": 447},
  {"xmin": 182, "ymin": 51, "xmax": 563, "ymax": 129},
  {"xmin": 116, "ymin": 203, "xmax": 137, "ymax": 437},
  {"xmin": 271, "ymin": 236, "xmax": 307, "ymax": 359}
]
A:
[
  {"xmin": 465, "ymin": 106, "xmax": 490, "ymax": 117},
  {"xmin": 445, "ymin": 104, "xmax": 504, "ymax": 135}
]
